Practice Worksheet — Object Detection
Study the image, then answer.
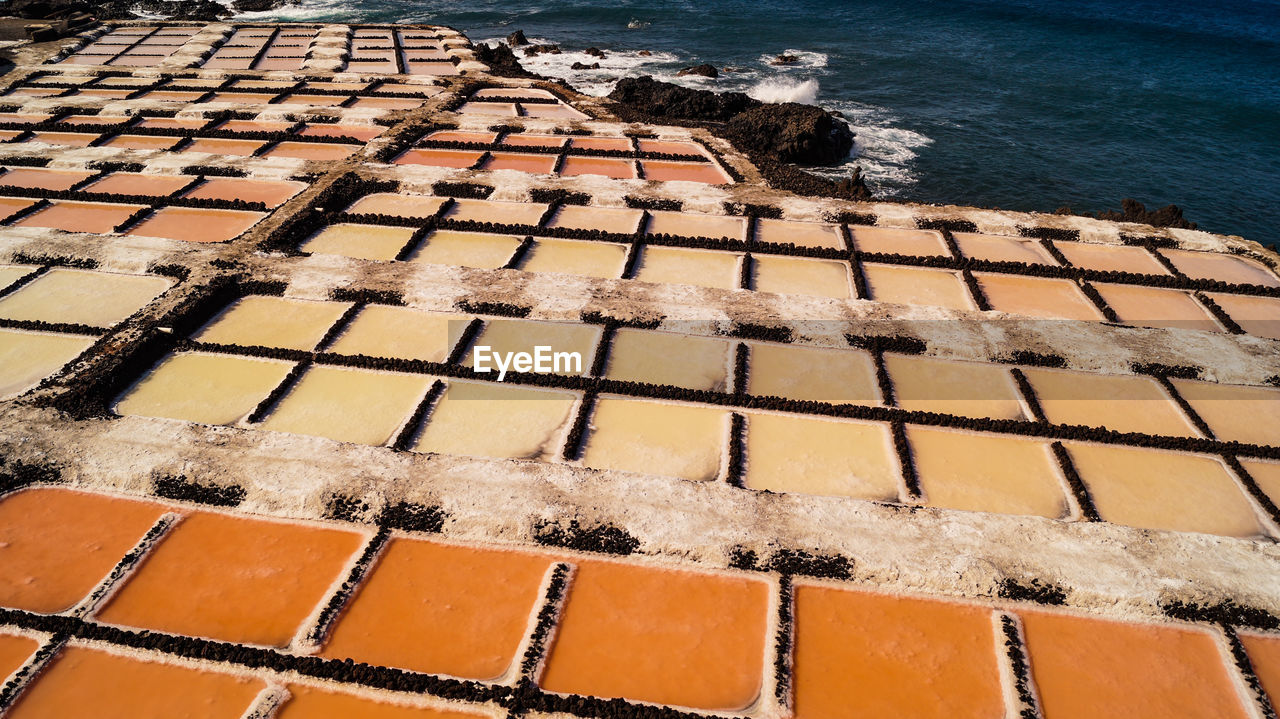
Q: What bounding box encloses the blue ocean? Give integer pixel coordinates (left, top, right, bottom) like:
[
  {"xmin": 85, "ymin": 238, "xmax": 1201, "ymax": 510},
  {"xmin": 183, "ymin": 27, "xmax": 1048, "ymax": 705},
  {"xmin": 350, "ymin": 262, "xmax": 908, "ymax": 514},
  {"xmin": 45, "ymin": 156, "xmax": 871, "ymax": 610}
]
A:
[{"xmin": 248, "ymin": 0, "xmax": 1280, "ymax": 246}]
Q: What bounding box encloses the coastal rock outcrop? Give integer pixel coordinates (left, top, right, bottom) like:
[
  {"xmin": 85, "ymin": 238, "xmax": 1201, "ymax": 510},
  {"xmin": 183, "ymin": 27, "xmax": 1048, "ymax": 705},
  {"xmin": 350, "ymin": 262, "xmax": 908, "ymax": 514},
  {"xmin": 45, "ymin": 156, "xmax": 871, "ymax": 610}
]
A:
[
  {"xmin": 677, "ymin": 63, "xmax": 718, "ymax": 78},
  {"xmin": 1097, "ymin": 198, "xmax": 1198, "ymax": 230},
  {"xmin": 723, "ymin": 101, "xmax": 854, "ymax": 165},
  {"xmin": 608, "ymin": 75, "xmax": 757, "ymax": 122},
  {"xmin": 475, "ymin": 41, "xmax": 542, "ymax": 78},
  {"xmin": 506, "ymin": 29, "xmax": 527, "ymax": 46}
]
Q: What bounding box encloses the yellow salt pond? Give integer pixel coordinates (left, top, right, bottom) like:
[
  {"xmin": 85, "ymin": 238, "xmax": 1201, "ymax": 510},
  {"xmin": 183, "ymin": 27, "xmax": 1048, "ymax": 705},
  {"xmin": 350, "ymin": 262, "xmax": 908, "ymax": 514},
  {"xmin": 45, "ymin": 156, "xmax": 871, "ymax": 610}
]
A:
[{"xmin": 413, "ymin": 380, "xmax": 577, "ymax": 460}]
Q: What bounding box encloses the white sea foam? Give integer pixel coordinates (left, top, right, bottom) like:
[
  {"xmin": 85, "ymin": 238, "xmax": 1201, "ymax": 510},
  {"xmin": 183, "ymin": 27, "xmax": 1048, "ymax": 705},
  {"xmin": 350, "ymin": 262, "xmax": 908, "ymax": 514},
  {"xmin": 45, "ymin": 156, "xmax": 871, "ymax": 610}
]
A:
[
  {"xmin": 232, "ymin": 0, "xmax": 364, "ymax": 22},
  {"xmin": 756, "ymin": 49, "xmax": 828, "ymax": 70},
  {"xmin": 806, "ymin": 101, "xmax": 933, "ymax": 196},
  {"xmin": 495, "ymin": 37, "xmax": 681, "ymax": 96},
  {"xmin": 747, "ymin": 77, "xmax": 819, "ymax": 104}
]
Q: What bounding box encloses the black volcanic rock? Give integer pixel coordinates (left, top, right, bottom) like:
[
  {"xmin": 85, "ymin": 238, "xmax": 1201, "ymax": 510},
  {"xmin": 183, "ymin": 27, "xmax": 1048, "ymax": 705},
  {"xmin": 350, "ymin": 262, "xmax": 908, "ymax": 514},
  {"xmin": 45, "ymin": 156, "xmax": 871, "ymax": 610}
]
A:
[
  {"xmin": 608, "ymin": 75, "xmax": 758, "ymax": 122},
  {"xmin": 475, "ymin": 41, "xmax": 541, "ymax": 78},
  {"xmin": 506, "ymin": 29, "xmax": 527, "ymax": 46},
  {"xmin": 1097, "ymin": 198, "xmax": 1198, "ymax": 230},
  {"xmin": 232, "ymin": 0, "xmax": 293, "ymax": 11},
  {"xmin": 724, "ymin": 102, "xmax": 855, "ymax": 165},
  {"xmin": 570, "ymin": 61, "xmax": 600, "ymax": 70},
  {"xmin": 771, "ymin": 53, "xmax": 800, "ymax": 65},
  {"xmin": 584, "ymin": 46, "xmax": 606, "ymax": 58},
  {"xmin": 677, "ymin": 63, "xmax": 718, "ymax": 78}
]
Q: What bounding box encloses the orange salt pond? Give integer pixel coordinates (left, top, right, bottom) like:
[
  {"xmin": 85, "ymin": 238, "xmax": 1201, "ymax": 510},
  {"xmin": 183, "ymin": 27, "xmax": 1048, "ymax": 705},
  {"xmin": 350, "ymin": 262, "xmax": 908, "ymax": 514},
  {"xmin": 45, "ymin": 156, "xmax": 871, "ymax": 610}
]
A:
[
  {"xmin": 907, "ymin": 426, "xmax": 1068, "ymax": 518},
  {"xmin": 262, "ymin": 141, "xmax": 359, "ymax": 161},
  {"xmin": 1052, "ymin": 241, "xmax": 1171, "ymax": 275},
  {"xmin": 194, "ymin": 295, "xmax": 350, "ymax": 351},
  {"xmin": 646, "ymin": 210, "xmax": 746, "ymax": 240},
  {"xmin": 444, "ymin": 198, "xmax": 548, "ymax": 225},
  {"xmin": 183, "ymin": 177, "xmax": 307, "ymax": 207},
  {"xmin": 481, "ymin": 151, "xmax": 558, "ymax": 174},
  {"xmin": 862, "ymin": 263, "xmax": 974, "ymax": 310},
  {"xmin": 11, "ymin": 200, "xmax": 145, "ymax": 234},
  {"xmin": 500, "ymin": 133, "xmax": 566, "ymax": 149},
  {"xmin": 0, "ymin": 633, "xmax": 37, "ymax": 680},
  {"xmin": 752, "ymin": 255, "xmax": 852, "ymax": 298},
  {"xmin": 301, "ymin": 223, "xmax": 416, "ymax": 261},
  {"xmin": 1019, "ymin": 611, "xmax": 1250, "ymax": 719},
  {"xmin": 1092, "ymin": 283, "xmax": 1222, "ymax": 331},
  {"xmin": 640, "ymin": 160, "xmax": 731, "ymax": 184},
  {"xmin": 98, "ymin": 511, "xmax": 362, "ymax": 647},
  {"xmin": 182, "ymin": 137, "xmax": 265, "ymax": 156},
  {"xmin": 0, "ymin": 487, "xmax": 165, "ymax": 613},
  {"xmin": 346, "ymin": 193, "xmax": 446, "ymax": 218},
  {"xmin": 569, "ymin": 136, "xmax": 632, "ymax": 151},
  {"xmin": 605, "ymin": 328, "xmax": 731, "ymax": 391},
  {"xmin": 81, "ymin": 172, "xmax": 193, "ymax": 197},
  {"xmin": 259, "ymin": 365, "xmax": 432, "ymax": 446},
  {"xmin": 0, "ymin": 167, "xmax": 95, "ymax": 190},
  {"xmin": 755, "ymin": 218, "xmax": 844, "ymax": 249},
  {"xmin": 424, "ymin": 130, "xmax": 498, "ymax": 144},
  {"xmin": 745, "ymin": 413, "xmax": 900, "ymax": 500},
  {"xmin": 542, "ymin": 558, "xmax": 767, "ymax": 711},
  {"xmin": 952, "ymin": 232, "xmax": 1058, "ymax": 264},
  {"xmin": 277, "ymin": 684, "xmax": 486, "ymax": 719},
  {"xmin": 633, "ymin": 246, "xmax": 740, "ymax": 290},
  {"xmin": 1022, "ymin": 367, "xmax": 1199, "ymax": 436},
  {"xmin": 580, "ymin": 397, "xmax": 727, "ymax": 481},
  {"xmin": 395, "ymin": 148, "xmax": 484, "ymax": 167},
  {"xmin": 407, "ymin": 229, "xmax": 523, "ymax": 268},
  {"xmin": 849, "ymin": 226, "xmax": 951, "ymax": 257},
  {"xmin": 326, "ymin": 304, "xmax": 465, "ymax": 362},
  {"xmin": 0, "ymin": 268, "xmax": 169, "ymax": 327},
  {"xmin": 1239, "ymin": 459, "xmax": 1280, "ymax": 508},
  {"xmin": 114, "ymin": 352, "xmax": 293, "ymax": 425},
  {"xmin": 0, "ymin": 328, "xmax": 96, "ymax": 398},
  {"xmin": 0, "ymin": 263, "xmax": 33, "ymax": 287},
  {"xmin": 0, "ymin": 197, "xmax": 35, "ymax": 221},
  {"xmin": 1204, "ymin": 292, "xmax": 1280, "ymax": 340},
  {"xmin": 974, "ymin": 273, "xmax": 1103, "ymax": 320},
  {"xmin": 126, "ymin": 206, "xmax": 265, "ymax": 242},
  {"xmin": 546, "ymin": 205, "xmax": 642, "ymax": 234},
  {"xmin": 1241, "ymin": 633, "xmax": 1280, "ymax": 708},
  {"xmin": 559, "ymin": 156, "xmax": 636, "ymax": 179},
  {"xmin": 636, "ymin": 138, "xmax": 704, "ymax": 155},
  {"xmin": 792, "ymin": 586, "xmax": 1003, "ymax": 719},
  {"xmin": 883, "ymin": 354, "xmax": 1026, "ymax": 420},
  {"xmin": 747, "ymin": 342, "xmax": 880, "ymax": 405},
  {"xmin": 1168, "ymin": 378, "xmax": 1280, "ymax": 446},
  {"xmin": 1063, "ymin": 442, "xmax": 1262, "ymax": 536},
  {"xmin": 6, "ymin": 646, "xmax": 264, "ymax": 719},
  {"xmin": 322, "ymin": 538, "xmax": 551, "ymax": 679},
  {"xmin": 412, "ymin": 381, "xmax": 578, "ymax": 460},
  {"xmin": 1159, "ymin": 247, "xmax": 1280, "ymax": 287}
]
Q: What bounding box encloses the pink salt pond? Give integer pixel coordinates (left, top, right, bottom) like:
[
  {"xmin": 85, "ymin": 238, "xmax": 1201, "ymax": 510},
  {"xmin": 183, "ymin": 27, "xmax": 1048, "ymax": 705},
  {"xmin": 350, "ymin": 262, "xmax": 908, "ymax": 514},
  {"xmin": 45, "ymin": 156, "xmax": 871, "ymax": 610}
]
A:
[
  {"xmin": 560, "ymin": 156, "xmax": 636, "ymax": 179},
  {"xmin": 640, "ymin": 160, "xmax": 732, "ymax": 185},
  {"xmin": 482, "ymin": 152, "xmax": 557, "ymax": 174},
  {"xmin": 214, "ymin": 119, "xmax": 295, "ymax": 134},
  {"xmin": 100, "ymin": 135, "xmax": 181, "ymax": 151},
  {"xmin": 297, "ymin": 124, "xmax": 384, "ymax": 141},
  {"xmin": 182, "ymin": 138, "xmax": 264, "ymax": 156},
  {"xmin": 569, "ymin": 136, "xmax": 633, "ymax": 152},
  {"xmin": 500, "ymin": 134, "xmax": 566, "ymax": 149},
  {"xmin": 637, "ymin": 139, "xmax": 706, "ymax": 156},
  {"xmin": 125, "ymin": 207, "xmax": 265, "ymax": 243},
  {"xmin": 23, "ymin": 131, "xmax": 100, "ymax": 147},
  {"xmin": 182, "ymin": 178, "xmax": 307, "ymax": 208},
  {"xmin": 457, "ymin": 102, "xmax": 518, "ymax": 116}
]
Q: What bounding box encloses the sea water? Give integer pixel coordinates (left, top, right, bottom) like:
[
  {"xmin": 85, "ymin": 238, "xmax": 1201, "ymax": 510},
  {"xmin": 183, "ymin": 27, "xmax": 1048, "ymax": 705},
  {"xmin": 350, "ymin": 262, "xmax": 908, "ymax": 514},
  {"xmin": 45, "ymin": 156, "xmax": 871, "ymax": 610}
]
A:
[{"xmin": 245, "ymin": 0, "xmax": 1280, "ymax": 246}]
